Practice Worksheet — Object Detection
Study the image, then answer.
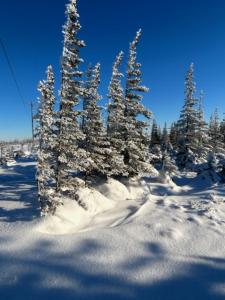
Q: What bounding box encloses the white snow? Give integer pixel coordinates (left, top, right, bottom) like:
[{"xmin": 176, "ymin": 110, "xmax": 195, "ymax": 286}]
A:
[{"xmin": 0, "ymin": 160, "xmax": 225, "ymax": 299}]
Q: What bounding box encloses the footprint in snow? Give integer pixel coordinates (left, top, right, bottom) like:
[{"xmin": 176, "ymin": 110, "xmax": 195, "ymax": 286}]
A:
[
  {"xmin": 186, "ymin": 216, "xmax": 202, "ymax": 225},
  {"xmin": 172, "ymin": 217, "xmax": 183, "ymax": 223},
  {"xmin": 159, "ymin": 228, "xmax": 183, "ymax": 240},
  {"xmin": 169, "ymin": 203, "xmax": 181, "ymax": 210},
  {"xmin": 156, "ymin": 199, "xmax": 165, "ymax": 206}
]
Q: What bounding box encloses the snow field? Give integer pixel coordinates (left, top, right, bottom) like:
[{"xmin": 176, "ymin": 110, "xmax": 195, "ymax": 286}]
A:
[{"xmin": 0, "ymin": 161, "xmax": 225, "ymax": 299}]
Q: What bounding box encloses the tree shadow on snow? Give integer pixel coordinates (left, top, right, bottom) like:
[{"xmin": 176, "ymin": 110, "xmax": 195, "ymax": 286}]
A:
[
  {"xmin": 0, "ymin": 238, "xmax": 224, "ymax": 300},
  {"xmin": 0, "ymin": 161, "xmax": 39, "ymax": 222}
]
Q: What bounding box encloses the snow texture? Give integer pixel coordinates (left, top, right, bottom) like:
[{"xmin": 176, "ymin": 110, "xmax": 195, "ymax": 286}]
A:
[{"xmin": 0, "ymin": 159, "xmax": 225, "ymax": 300}]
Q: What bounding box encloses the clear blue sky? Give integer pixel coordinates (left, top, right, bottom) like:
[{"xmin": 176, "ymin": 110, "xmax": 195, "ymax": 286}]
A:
[{"xmin": 0, "ymin": 0, "xmax": 225, "ymax": 140}]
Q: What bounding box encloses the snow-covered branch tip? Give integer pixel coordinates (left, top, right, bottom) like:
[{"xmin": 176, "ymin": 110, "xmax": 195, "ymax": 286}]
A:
[
  {"xmin": 67, "ymin": 0, "xmax": 79, "ymax": 16},
  {"xmin": 130, "ymin": 29, "xmax": 142, "ymax": 49}
]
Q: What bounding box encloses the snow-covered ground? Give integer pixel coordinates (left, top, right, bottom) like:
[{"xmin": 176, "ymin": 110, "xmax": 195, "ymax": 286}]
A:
[{"xmin": 0, "ymin": 160, "xmax": 225, "ymax": 300}]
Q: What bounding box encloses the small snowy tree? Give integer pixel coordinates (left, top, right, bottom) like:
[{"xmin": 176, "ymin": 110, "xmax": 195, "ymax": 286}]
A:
[
  {"xmin": 37, "ymin": 66, "xmax": 61, "ymax": 216},
  {"xmin": 107, "ymin": 51, "xmax": 127, "ymax": 176},
  {"xmin": 124, "ymin": 29, "xmax": 153, "ymax": 177},
  {"xmin": 158, "ymin": 151, "xmax": 177, "ymax": 183},
  {"xmin": 150, "ymin": 119, "xmax": 161, "ymax": 149},
  {"xmin": 177, "ymin": 63, "xmax": 199, "ymax": 168},
  {"xmin": 161, "ymin": 123, "xmax": 172, "ymax": 152},
  {"xmin": 56, "ymin": 0, "xmax": 87, "ymax": 200},
  {"xmin": 169, "ymin": 122, "xmax": 179, "ymax": 150},
  {"xmin": 209, "ymin": 109, "xmax": 224, "ymax": 157},
  {"xmin": 220, "ymin": 115, "xmax": 225, "ymax": 146},
  {"xmin": 198, "ymin": 151, "xmax": 220, "ymax": 183}
]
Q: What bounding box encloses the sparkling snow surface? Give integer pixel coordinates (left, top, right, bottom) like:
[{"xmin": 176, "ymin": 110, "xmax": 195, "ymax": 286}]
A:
[{"xmin": 0, "ymin": 160, "xmax": 225, "ymax": 300}]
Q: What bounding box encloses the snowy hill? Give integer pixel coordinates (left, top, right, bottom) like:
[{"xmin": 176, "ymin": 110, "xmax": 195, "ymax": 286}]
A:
[{"xmin": 0, "ymin": 159, "xmax": 225, "ymax": 300}]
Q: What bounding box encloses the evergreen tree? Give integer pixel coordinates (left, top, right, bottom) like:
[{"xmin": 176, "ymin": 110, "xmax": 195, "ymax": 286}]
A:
[
  {"xmin": 177, "ymin": 63, "xmax": 199, "ymax": 168},
  {"xmin": 209, "ymin": 109, "xmax": 224, "ymax": 156},
  {"xmin": 107, "ymin": 51, "xmax": 127, "ymax": 176},
  {"xmin": 37, "ymin": 66, "xmax": 61, "ymax": 216},
  {"xmin": 83, "ymin": 63, "xmax": 111, "ymax": 177},
  {"xmin": 124, "ymin": 29, "xmax": 153, "ymax": 177},
  {"xmin": 82, "ymin": 64, "xmax": 93, "ymax": 132},
  {"xmin": 161, "ymin": 123, "xmax": 171, "ymax": 152},
  {"xmin": 195, "ymin": 91, "xmax": 210, "ymax": 160},
  {"xmin": 220, "ymin": 113, "xmax": 225, "ymax": 146},
  {"xmin": 56, "ymin": 0, "xmax": 87, "ymax": 200},
  {"xmin": 150, "ymin": 119, "xmax": 161, "ymax": 148},
  {"xmin": 158, "ymin": 151, "xmax": 177, "ymax": 183}
]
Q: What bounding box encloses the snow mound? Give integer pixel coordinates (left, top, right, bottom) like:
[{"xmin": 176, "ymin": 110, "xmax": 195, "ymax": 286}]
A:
[
  {"xmin": 123, "ymin": 178, "xmax": 151, "ymax": 200},
  {"xmin": 36, "ymin": 188, "xmax": 115, "ymax": 235},
  {"xmin": 36, "ymin": 200, "xmax": 88, "ymax": 235},
  {"xmin": 95, "ymin": 178, "xmax": 130, "ymax": 202},
  {"xmin": 77, "ymin": 187, "xmax": 115, "ymax": 214}
]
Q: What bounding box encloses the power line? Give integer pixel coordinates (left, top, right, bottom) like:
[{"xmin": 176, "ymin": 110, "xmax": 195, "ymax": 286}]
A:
[{"xmin": 0, "ymin": 38, "xmax": 26, "ymax": 109}]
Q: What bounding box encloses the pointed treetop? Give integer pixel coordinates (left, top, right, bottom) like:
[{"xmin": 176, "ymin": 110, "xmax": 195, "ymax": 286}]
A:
[
  {"xmin": 93, "ymin": 62, "xmax": 101, "ymax": 79},
  {"xmin": 114, "ymin": 51, "xmax": 124, "ymax": 68},
  {"xmin": 112, "ymin": 51, "xmax": 124, "ymax": 77},
  {"xmin": 46, "ymin": 65, "xmax": 54, "ymax": 82},
  {"xmin": 130, "ymin": 29, "xmax": 142, "ymax": 49},
  {"xmin": 67, "ymin": 0, "xmax": 78, "ymax": 15}
]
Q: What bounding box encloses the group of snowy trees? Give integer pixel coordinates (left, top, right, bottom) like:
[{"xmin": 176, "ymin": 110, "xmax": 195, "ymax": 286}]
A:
[
  {"xmin": 150, "ymin": 63, "xmax": 225, "ymax": 179},
  {"xmin": 36, "ymin": 0, "xmax": 152, "ymax": 216},
  {"xmin": 37, "ymin": 0, "xmax": 225, "ymax": 216}
]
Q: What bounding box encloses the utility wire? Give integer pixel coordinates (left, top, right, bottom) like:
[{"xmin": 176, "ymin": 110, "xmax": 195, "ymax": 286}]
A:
[{"xmin": 0, "ymin": 38, "xmax": 27, "ymax": 109}]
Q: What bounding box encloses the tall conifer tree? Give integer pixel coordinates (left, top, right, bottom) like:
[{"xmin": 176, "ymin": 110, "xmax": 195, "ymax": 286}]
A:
[
  {"xmin": 37, "ymin": 66, "xmax": 61, "ymax": 215},
  {"xmin": 56, "ymin": 0, "xmax": 87, "ymax": 199},
  {"xmin": 124, "ymin": 29, "xmax": 152, "ymax": 177}
]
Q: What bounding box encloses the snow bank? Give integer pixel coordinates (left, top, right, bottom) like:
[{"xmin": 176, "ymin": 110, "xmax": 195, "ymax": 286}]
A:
[
  {"xmin": 122, "ymin": 178, "xmax": 151, "ymax": 200},
  {"xmin": 36, "ymin": 178, "xmax": 153, "ymax": 235},
  {"xmin": 36, "ymin": 188, "xmax": 115, "ymax": 235},
  {"xmin": 95, "ymin": 178, "xmax": 130, "ymax": 202},
  {"xmin": 77, "ymin": 187, "xmax": 115, "ymax": 214}
]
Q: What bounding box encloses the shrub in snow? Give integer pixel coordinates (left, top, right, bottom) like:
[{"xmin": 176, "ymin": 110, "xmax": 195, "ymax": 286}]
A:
[
  {"xmin": 158, "ymin": 152, "xmax": 177, "ymax": 183},
  {"xmin": 197, "ymin": 151, "xmax": 221, "ymax": 183}
]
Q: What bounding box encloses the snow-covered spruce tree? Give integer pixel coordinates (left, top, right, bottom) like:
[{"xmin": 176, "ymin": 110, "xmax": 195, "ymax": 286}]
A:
[
  {"xmin": 177, "ymin": 63, "xmax": 199, "ymax": 168},
  {"xmin": 158, "ymin": 151, "xmax": 177, "ymax": 183},
  {"xmin": 161, "ymin": 123, "xmax": 172, "ymax": 152},
  {"xmin": 150, "ymin": 119, "xmax": 161, "ymax": 149},
  {"xmin": 198, "ymin": 151, "xmax": 220, "ymax": 183},
  {"xmin": 107, "ymin": 51, "xmax": 127, "ymax": 177},
  {"xmin": 82, "ymin": 64, "xmax": 93, "ymax": 132},
  {"xmin": 149, "ymin": 119, "xmax": 162, "ymax": 168},
  {"xmin": 220, "ymin": 113, "xmax": 225, "ymax": 147},
  {"xmin": 83, "ymin": 63, "xmax": 111, "ymax": 178},
  {"xmin": 208, "ymin": 109, "xmax": 224, "ymax": 157},
  {"xmin": 124, "ymin": 29, "xmax": 153, "ymax": 177},
  {"xmin": 195, "ymin": 91, "xmax": 210, "ymax": 161},
  {"xmin": 37, "ymin": 66, "xmax": 61, "ymax": 216},
  {"xmin": 56, "ymin": 0, "xmax": 87, "ymax": 201}
]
